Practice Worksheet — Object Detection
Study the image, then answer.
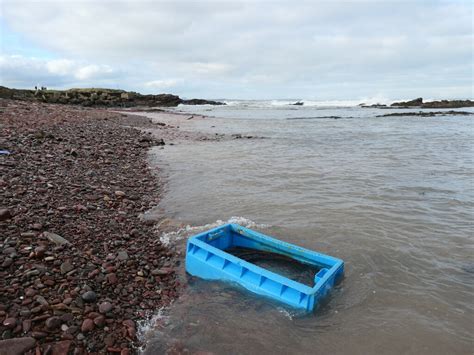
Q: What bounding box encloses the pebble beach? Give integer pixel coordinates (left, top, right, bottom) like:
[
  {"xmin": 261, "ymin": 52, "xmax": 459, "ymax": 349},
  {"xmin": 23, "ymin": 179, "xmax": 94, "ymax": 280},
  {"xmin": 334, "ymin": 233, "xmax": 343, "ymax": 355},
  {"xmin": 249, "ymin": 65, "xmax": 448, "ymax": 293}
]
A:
[{"xmin": 0, "ymin": 100, "xmax": 183, "ymax": 354}]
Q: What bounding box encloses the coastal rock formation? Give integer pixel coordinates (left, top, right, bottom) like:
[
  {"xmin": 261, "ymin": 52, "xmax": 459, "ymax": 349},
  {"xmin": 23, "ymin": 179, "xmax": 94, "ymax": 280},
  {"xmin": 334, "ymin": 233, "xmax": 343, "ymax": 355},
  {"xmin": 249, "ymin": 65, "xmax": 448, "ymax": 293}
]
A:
[
  {"xmin": 376, "ymin": 110, "xmax": 473, "ymax": 117},
  {"xmin": 0, "ymin": 86, "xmax": 225, "ymax": 108},
  {"xmin": 390, "ymin": 98, "xmax": 423, "ymax": 107},
  {"xmin": 389, "ymin": 97, "xmax": 474, "ymax": 108},
  {"xmin": 421, "ymin": 99, "xmax": 474, "ymax": 108},
  {"xmin": 182, "ymin": 98, "xmax": 225, "ymax": 105}
]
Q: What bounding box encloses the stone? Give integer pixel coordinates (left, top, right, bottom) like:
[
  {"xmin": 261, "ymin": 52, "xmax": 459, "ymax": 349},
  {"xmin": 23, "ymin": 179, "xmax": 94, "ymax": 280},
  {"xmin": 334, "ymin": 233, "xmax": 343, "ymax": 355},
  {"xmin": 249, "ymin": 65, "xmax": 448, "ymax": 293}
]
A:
[
  {"xmin": 1, "ymin": 258, "xmax": 13, "ymax": 268},
  {"xmin": 81, "ymin": 291, "xmax": 97, "ymax": 303},
  {"xmin": 25, "ymin": 288, "xmax": 37, "ymax": 297},
  {"xmin": 2, "ymin": 317, "xmax": 17, "ymax": 328},
  {"xmin": 31, "ymin": 223, "xmax": 43, "ymax": 231},
  {"xmin": 45, "ymin": 316, "xmax": 61, "ymax": 330},
  {"xmin": 115, "ymin": 190, "xmax": 126, "ymax": 197},
  {"xmin": 22, "ymin": 320, "xmax": 32, "ymax": 333},
  {"xmin": 42, "ymin": 232, "xmax": 71, "ymax": 246},
  {"xmin": 60, "ymin": 261, "xmax": 74, "ymax": 274},
  {"xmin": 34, "ymin": 246, "xmax": 46, "ymax": 258},
  {"xmin": 98, "ymin": 301, "xmax": 113, "ymax": 314},
  {"xmin": 106, "ymin": 273, "xmax": 118, "ymax": 284},
  {"xmin": 35, "ymin": 295, "xmax": 49, "ymax": 306},
  {"xmin": 0, "ymin": 208, "xmax": 12, "ymax": 222},
  {"xmin": 93, "ymin": 315, "xmax": 105, "ymax": 327},
  {"xmin": 151, "ymin": 267, "xmax": 174, "ymax": 276},
  {"xmin": 0, "ymin": 337, "xmax": 36, "ymax": 355},
  {"xmin": 81, "ymin": 319, "xmax": 94, "ymax": 333},
  {"xmin": 51, "ymin": 340, "xmax": 71, "ymax": 355},
  {"xmin": 116, "ymin": 250, "xmax": 129, "ymax": 261}
]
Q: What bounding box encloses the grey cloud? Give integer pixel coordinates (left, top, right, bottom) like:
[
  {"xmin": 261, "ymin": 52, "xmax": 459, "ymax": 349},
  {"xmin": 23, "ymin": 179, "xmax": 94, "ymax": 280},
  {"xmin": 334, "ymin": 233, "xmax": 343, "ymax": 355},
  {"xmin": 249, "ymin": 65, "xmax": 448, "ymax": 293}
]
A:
[{"xmin": 1, "ymin": 0, "xmax": 473, "ymax": 99}]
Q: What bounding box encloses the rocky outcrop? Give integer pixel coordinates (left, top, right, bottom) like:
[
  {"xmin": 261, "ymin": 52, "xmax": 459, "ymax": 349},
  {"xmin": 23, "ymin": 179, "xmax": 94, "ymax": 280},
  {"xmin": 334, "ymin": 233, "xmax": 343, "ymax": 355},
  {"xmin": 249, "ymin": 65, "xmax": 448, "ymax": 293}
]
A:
[
  {"xmin": 359, "ymin": 103, "xmax": 387, "ymax": 108},
  {"xmin": 390, "ymin": 98, "xmax": 423, "ymax": 107},
  {"xmin": 0, "ymin": 86, "xmax": 225, "ymax": 108},
  {"xmin": 376, "ymin": 110, "xmax": 473, "ymax": 117},
  {"xmin": 389, "ymin": 97, "xmax": 474, "ymax": 108},
  {"xmin": 182, "ymin": 98, "xmax": 225, "ymax": 105},
  {"xmin": 421, "ymin": 99, "xmax": 474, "ymax": 108}
]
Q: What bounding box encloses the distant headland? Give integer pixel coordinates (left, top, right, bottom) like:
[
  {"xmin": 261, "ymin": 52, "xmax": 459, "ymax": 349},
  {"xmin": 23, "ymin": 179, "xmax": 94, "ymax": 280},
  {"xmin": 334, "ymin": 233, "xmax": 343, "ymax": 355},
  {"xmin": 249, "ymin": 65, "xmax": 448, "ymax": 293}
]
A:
[{"xmin": 0, "ymin": 86, "xmax": 225, "ymax": 107}]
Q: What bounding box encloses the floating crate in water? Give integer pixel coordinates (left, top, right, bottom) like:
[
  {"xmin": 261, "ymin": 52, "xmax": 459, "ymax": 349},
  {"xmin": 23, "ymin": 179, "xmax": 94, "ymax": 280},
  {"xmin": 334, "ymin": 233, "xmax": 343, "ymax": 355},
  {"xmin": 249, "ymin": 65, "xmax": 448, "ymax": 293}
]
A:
[{"xmin": 185, "ymin": 223, "xmax": 344, "ymax": 311}]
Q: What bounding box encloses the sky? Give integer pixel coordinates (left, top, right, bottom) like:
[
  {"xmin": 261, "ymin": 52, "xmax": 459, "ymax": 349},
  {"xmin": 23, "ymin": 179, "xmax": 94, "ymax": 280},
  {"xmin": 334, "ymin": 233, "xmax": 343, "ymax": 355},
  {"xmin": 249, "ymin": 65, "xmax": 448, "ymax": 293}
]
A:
[{"xmin": 0, "ymin": 0, "xmax": 473, "ymax": 100}]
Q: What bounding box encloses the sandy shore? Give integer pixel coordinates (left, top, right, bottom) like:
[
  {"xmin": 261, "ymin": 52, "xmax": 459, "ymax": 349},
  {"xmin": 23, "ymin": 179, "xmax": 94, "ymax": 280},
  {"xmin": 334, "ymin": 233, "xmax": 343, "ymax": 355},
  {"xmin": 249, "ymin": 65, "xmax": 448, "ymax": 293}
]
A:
[{"xmin": 0, "ymin": 100, "xmax": 185, "ymax": 354}]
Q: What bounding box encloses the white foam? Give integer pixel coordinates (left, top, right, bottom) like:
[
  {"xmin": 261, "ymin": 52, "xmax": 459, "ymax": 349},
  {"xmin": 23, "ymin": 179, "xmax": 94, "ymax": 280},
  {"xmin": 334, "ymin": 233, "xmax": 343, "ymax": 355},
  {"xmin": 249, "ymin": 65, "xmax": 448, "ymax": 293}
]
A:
[
  {"xmin": 136, "ymin": 307, "xmax": 170, "ymax": 353},
  {"xmin": 159, "ymin": 216, "xmax": 268, "ymax": 246}
]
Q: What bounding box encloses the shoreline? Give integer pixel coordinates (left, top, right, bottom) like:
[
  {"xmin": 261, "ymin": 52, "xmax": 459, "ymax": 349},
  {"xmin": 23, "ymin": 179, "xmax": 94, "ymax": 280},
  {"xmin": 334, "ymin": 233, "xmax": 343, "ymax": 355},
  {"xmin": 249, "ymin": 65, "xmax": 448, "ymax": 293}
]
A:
[{"xmin": 0, "ymin": 100, "xmax": 189, "ymax": 354}]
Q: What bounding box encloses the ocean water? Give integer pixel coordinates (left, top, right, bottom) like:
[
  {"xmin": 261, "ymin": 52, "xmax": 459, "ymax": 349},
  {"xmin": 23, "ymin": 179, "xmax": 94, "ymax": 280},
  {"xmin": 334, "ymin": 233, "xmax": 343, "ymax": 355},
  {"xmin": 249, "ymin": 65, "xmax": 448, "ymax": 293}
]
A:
[{"xmin": 139, "ymin": 101, "xmax": 474, "ymax": 354}]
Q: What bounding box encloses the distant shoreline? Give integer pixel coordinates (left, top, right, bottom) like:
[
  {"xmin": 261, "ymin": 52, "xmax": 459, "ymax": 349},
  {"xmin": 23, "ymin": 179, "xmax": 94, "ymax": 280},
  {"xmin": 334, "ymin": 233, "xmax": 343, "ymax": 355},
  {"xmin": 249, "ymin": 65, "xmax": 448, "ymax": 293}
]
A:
[{"xmin": 1, "ymin": 86, "xmax": 473, "ymax": 109}]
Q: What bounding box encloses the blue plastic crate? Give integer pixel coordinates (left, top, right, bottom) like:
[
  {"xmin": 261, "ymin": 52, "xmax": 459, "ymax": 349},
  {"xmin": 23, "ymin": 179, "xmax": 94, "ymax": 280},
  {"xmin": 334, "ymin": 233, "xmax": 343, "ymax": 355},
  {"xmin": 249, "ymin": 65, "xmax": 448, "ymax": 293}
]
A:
[{"xmin": 185, "ymin": 223, "xmax": 344, "ymax": 311}]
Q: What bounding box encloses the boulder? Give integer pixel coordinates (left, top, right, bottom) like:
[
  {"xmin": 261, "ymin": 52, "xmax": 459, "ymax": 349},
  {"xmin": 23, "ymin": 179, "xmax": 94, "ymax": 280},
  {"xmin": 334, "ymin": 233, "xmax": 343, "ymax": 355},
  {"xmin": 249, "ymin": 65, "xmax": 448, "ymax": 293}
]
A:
[
  {"xmin": 390, "ymin": 98, "xmax": 423, "ymax": 107},
  {"xmin": 0, "ymin": 337, "xmax": 36, "ymax": 355}
]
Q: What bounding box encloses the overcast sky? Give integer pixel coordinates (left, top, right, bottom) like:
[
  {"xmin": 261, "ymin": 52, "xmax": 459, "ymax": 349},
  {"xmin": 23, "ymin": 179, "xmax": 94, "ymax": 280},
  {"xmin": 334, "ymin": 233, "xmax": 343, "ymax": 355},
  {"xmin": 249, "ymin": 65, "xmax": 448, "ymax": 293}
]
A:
[{"xmin": 0, "ymin": 0, "xmax": 472, "ymax": 100}]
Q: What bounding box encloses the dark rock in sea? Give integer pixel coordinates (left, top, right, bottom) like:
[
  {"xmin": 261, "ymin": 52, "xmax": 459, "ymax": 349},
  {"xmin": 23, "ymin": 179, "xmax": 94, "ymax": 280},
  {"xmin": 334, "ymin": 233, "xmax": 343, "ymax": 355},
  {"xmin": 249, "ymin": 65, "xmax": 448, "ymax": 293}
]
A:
[
  {"xmin": 421, "ymin": 99, "xmax": 474, "ymax": 108},
  {"xmin": 291, "ymin": 101, "xmax": 304, "ymax": 106},
  {"xmin": 359, "ymin": 103, "xmax": 387, "ymax": 108},
  {"xmin": 182, "ymin": 98, "xmax": 226, "ymax": 105},
  {"xmin": 390, "ymin": 98, "xmax": 423, "ymax": 107},
  {"xmin": 389, "ymin": 98, "xmax": 474, "ymax": 109},
  {"xmin": 376, "ymin": 110, "xmax": 473, "ymax": 117}
]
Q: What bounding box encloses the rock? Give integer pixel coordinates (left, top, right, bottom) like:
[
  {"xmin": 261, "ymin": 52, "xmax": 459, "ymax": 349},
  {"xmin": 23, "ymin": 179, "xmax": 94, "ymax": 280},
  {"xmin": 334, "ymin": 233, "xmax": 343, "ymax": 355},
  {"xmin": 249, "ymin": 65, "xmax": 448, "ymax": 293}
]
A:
[
  {"xmin": 35, "ymin": 295, "xmax": 49, "ymax": 306},
  {"xmin": 25, "ymin": 288, "xmax": 37, "ymax": 297},
  {"xmin": 421, "ymin": 99, "xmax": 474, "ymax": 108},
  {"xmin": 0, "ymin": 337, "xmax": 36, "ymax": 355},
  {"xmin": 34, "ymin": 246, "xmax": 46, "ymax": 258},
  {"xmin": 115, "ymin": 190, "xmax": 126, "ymax": 197},
  {"xmin": 116, "ymin": 250, "xmax": 129, "ymax": 261},
  {"xmin": 1, "ymin": 258, "xmax": 13, "ymax": 268},
  {"xmin": 81, "ymin": 291, "xmax": 97, "ymax": 303},
  {"xmin": 0, "ymin": 208, "xmax": 12, "ymax": 221},
  {"xmin": 22, "ymin": 319, "xmax": 32, "ymax": 333},
  {"xmin": 51, "ymin": 340, "xmax": 71, "ymax": 355},
  {"xmin": 98, "ymin": 301, "xmax": 113, "ymax": 314},
  {"xmin": 45, "ymin": 316, "xmax": 61, "ymax": 330},
  {"xmin": 390, "ymin": 97, "xmax": 423, "ymax": 107},
  {"xmin": 42, "ymin": 232, "xmax": 71, "ymax": 246},
  {"xmin": 291, "ymin": 101, "xmax": 304, "ymax": 106},
  {"xmin": 106, "ymin": 273, "xmax": 118, "ymax": 284},
  {"xmin": 93, "ymin": 315, "xmax": 105, "ymax": 327},
  {"xmin": 81, "ymin": 319, "xmax": 94, "ymax": 333},
  {"xmin": 60, "ymin": 261, "xmax": 74, "ymax": 274},
  {"xmin": 376, "ymin": 110, "xmax": 473, "ymax": 118},
  {"xmin": 31, "ymin": 223, "xmax": 43, "ymax": 230},
  {"xmin": 151, "ymin": 267, "xmax": 174, "ymax": 276},
  {"xmin": 2, "ymin": 317, "xmax": 17, "ymax": 328}
]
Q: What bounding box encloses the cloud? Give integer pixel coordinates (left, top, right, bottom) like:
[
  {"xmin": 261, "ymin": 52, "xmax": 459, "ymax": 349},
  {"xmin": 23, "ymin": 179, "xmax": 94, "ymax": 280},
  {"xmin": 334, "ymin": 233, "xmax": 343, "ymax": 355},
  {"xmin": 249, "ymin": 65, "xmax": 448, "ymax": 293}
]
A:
[
  {"xmin": 1, "ymin": 0, "xmax": 473, "ymax": 99},
  {"xmin": 144, "ymin": 79, "xmax": 182, "ymax": 89},
  {"xmin": 0, "ymin": 55, "xmax": 119, "ymax": 88}
]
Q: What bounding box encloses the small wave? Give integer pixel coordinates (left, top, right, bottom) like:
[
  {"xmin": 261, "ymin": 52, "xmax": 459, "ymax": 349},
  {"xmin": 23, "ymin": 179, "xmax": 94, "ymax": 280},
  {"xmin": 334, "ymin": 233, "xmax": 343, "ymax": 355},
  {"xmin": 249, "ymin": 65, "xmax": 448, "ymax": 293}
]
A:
[
  {"xmin": 136, "ymin": 307, "xmax": 170, "ymax": 353},
  {"xmin": 159, "ymin": 217, "xmax": 269, "ymax": 246},
  {"xmin": 287, "ymin": 116, "xmax": 352, "ymax": 120}
]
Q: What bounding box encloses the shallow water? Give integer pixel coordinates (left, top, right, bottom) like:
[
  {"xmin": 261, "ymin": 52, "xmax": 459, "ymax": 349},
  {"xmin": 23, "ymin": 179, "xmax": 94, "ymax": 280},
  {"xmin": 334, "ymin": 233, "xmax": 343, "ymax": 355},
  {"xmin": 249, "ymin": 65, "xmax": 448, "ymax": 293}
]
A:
[{"xmin": 140, "ymin": 103, "xmax": 473, "ymax": 354}]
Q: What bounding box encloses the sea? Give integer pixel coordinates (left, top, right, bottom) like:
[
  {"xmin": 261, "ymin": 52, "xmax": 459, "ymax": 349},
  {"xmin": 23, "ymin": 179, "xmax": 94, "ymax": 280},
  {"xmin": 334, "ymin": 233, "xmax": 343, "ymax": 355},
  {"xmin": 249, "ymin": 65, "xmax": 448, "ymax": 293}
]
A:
[{"xmin": 136, "ymin": 100, "xmax": 474, "ymax": 354}]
